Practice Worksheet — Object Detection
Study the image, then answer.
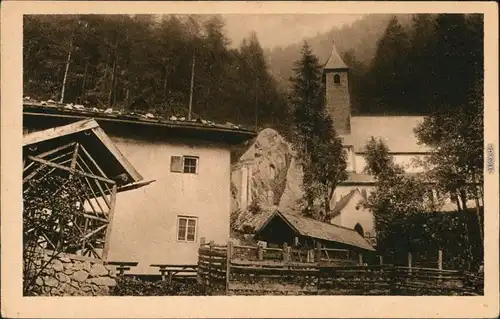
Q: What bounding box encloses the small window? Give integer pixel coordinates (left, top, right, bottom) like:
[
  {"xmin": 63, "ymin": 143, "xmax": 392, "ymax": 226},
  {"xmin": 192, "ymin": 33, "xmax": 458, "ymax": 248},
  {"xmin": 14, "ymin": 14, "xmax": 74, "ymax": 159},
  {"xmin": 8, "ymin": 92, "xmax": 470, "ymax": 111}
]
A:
[
  {"xmin": 183, "ymin": 156, "xmax": 198, "ymax": 174},
  {"xmin": 170, "ymin": 156, "xmax": 198, "ymax": 174},
  {"xmin": 333, "ymin": 74, "xmax": 341, "ymax": 84},
  {"xmin": 354, "ymin": 223, "xmax": 364, "ymax": 237},
  {"xmin": 177, "ymin": 216, "xmax": 197, "ymax": 242}
]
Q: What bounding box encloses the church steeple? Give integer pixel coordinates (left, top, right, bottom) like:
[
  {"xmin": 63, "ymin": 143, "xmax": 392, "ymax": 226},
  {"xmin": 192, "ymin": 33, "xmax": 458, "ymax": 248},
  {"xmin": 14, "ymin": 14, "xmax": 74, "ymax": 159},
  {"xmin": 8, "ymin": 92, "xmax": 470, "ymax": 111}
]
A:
[
  {"xmin": 324, "ymin": 39, "xmax": 351, "ymax": 135},
  {"xmin": 324, "ymin": 40, "xmax": 349, "ymax": 71}
]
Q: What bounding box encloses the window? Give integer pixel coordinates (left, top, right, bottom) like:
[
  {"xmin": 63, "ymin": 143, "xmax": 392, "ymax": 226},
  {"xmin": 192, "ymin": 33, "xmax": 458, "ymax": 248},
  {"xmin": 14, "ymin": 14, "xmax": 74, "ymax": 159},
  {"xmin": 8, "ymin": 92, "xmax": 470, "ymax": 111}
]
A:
[
  {"xmin": 333, "ymin": 74, "xmax": 341, "ymax": 84},
  {"xmin": 170, "ymin": 156, "xmax": 198, "ymax": 174},
  {"xmin": 177, "ymin": 216, "xmax": 197, "ymax": 242},
  {"xmin": 183, "ymin": 156, "xmax": 198, "ymax": 174},
  {"xmin": 354, "ymin": 223, "xmax": 364, "ymax": 237}
]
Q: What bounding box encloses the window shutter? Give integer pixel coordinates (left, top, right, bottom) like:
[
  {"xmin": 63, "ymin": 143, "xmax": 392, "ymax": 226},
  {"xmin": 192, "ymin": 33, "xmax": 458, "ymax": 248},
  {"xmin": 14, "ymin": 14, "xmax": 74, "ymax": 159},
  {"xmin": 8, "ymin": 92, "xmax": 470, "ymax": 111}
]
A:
[{"xmin": 170, "ymin": 156, "xmax": 183, "ymax": 172}]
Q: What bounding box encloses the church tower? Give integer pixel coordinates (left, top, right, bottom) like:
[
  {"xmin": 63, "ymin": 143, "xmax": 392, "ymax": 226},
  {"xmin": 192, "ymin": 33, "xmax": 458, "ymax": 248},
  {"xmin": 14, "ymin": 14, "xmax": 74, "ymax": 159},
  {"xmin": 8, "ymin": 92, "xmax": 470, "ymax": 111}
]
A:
[{"xmin": 324, "ymin": 40, "xmax": 351, "ymax": 135}]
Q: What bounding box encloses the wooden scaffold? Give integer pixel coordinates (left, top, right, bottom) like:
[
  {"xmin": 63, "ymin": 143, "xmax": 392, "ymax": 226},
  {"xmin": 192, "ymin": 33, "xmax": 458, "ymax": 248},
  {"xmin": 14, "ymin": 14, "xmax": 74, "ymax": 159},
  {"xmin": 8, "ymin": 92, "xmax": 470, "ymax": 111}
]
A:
[{"xmin": 23, "ymin": 119, "xmax": 152, "ymax": 260}]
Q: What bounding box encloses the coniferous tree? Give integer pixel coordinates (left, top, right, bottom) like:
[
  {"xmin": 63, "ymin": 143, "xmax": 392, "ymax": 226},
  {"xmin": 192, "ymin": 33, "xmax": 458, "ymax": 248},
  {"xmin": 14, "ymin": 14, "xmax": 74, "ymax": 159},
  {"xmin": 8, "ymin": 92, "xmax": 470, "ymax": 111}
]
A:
[
  {"xmin": 290, "ymin": 42, "xmax": 347, "ymax": 221},
  {"xmin": 367, "ymin": 16, "xmax": 411, "ymax": 114}
]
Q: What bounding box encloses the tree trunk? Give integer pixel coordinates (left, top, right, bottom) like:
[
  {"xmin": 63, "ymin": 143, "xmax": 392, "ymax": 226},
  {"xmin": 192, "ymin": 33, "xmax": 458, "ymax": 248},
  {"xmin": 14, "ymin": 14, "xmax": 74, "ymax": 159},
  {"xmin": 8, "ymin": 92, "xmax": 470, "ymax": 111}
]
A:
[
  {"xmin": 471, "ymin": 170, "xmax": 483, "ymax": 242},
  {"xmin": 108, "ymin": 55, "xmax": 117, "ymax": 107},
  {"xmin": 163, "ymin": 65, "xmax": 168, "ymax": 101},
  {"xmin": 188, "ymin": 53, "xmax": 195, "ymax": 120},
  {"xmin": 80, "ymin": 60, "xmax": 88, "ymax": 104},
  {"xmin": 60, "ymin": 41, "xmax": 73, "ymax": 104}
]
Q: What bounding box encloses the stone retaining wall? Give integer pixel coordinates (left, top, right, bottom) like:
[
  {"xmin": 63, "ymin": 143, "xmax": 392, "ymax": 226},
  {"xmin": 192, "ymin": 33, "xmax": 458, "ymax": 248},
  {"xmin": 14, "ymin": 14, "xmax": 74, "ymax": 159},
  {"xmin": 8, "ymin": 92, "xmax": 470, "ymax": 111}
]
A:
[{"xmin": 34, "ymin": 252, "xmax": 117, "ymax": 296}]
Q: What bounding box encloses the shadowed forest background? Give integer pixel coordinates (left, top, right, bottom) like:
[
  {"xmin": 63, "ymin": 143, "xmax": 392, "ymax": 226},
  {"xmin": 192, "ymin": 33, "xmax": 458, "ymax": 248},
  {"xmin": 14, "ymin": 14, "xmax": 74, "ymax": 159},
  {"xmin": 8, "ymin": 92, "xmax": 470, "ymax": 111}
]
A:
[{"xmin": 23, "ymin": 14, "xmax": 483, "ymax": 135}]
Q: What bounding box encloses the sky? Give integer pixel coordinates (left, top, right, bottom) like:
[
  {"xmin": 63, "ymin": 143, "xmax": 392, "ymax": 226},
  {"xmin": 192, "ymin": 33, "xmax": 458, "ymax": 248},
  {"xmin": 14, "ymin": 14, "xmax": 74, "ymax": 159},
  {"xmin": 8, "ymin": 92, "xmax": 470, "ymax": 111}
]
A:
[{"xmin": 222, "ymin": 14, "xmax": 365, "ymax": 49}]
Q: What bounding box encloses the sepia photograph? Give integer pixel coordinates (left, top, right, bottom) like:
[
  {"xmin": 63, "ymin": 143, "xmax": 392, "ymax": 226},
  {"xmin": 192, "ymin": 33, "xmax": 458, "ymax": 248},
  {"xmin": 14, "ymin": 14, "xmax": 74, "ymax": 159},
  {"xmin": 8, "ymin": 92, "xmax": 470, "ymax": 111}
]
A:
[{"xmin": 1, "ymin": 1, "xmax": 499, "ymax": 318}]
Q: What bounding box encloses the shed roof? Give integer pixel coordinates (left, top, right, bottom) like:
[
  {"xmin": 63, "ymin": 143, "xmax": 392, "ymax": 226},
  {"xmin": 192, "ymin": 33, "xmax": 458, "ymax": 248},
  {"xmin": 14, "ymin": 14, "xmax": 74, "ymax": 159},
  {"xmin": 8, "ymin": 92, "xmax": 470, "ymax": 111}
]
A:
[
  {"xmin": 23, "ymin": 119, "xmax": 149, "ymax": 193},
  {"xmin": 257, "ymin": 211, "xmax": 375, "ymax": 251},
  {"xmin": 232, "ymin": 207, "xmax": 276, "ymax": 233},
  {"xmin": 341, "ymin": 116, "xmax": 430, "ymax": 154}
]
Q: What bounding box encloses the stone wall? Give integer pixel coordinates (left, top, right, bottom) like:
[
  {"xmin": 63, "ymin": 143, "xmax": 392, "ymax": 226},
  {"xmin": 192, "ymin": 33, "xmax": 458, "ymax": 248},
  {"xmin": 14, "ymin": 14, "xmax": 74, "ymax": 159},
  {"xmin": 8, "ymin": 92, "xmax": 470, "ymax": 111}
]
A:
[{"xmin": 33, "ymin": 252, "xmax": 117, "ymax": 296}]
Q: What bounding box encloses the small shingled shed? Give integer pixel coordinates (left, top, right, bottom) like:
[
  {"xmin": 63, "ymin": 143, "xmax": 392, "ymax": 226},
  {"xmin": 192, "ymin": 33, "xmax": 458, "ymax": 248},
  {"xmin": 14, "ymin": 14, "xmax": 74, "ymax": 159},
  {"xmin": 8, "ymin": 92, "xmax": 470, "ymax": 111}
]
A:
[{"xmin": 254, "ymin": 211, "xmax": 375, "ymax": 252}]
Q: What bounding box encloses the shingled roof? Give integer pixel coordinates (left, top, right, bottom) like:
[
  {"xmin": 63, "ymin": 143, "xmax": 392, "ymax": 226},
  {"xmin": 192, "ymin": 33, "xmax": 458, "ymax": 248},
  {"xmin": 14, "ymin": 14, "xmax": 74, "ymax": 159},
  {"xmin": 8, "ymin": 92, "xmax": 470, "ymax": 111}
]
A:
[
  {"xmin": 324, "ymin": 41, "xmax": 349, "ymax": 70},
  {"xmin": 256, "ymin": 211, "xmax": 375, "ymax": 251},
  {"xmin": 23, "ymin": 99, "xmax": 257, "ymax": 145}
]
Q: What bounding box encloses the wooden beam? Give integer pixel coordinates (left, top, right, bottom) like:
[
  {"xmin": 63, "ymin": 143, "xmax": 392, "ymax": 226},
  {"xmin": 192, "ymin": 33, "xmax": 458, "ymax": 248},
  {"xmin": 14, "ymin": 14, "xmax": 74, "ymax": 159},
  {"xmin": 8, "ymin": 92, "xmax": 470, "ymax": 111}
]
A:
[
  {"xmin": 35, "ymin": 142, "xmax": 76, "ymax": 159},
  {"xmin": 70, "ymin": 143, "xmax": 80, "ymax": 170},
  {"xmin": 23, "ymin": 119, "xmax": 99, "ymax": 146},
  {"xmin": 23, "ymin": 149, "xmax": 73, "ymax": 182},
  {"xmin": 77, "ymin": 153, "xmax": 112, "ymax": 195},
  {"xmin": 79, "ymin": 144, "xmax": 109, "ymax": 179},
  {"xmin": 82, "ymin": 212, "xmax": 108, "ymax": 223},
  {"xmin": 92, "ymin": 177, "xmax": 112, "ymax": 209},
  {"xmin": 28, "ymin": 155, "xmax": 116, "ymax": 185},
  {"xmin": 91, "ymin": 126, "xmax": 143, "ymax": 182},
  {"xmin": 102, "ymin": 184, "xmax": 117, "ymax": 260},
  {"xmin": 78, "ymin": 171, "xmax": 106, "ymax": 215},
  {"xmin": 80, "ymin": 224, "xmax": 108, "ymax": 241}
]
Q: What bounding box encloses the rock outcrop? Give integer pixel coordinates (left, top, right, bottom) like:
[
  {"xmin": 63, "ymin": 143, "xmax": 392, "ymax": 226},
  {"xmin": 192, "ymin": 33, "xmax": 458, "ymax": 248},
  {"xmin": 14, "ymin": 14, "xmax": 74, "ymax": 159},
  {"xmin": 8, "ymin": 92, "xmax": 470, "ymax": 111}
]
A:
[
  {"xmin": 231, "ymin": 128, "xmax": 294, "ymax": 210},
  {"xmin": 231, "ymin": 128, "xmax": 306, "ymax": 217}
]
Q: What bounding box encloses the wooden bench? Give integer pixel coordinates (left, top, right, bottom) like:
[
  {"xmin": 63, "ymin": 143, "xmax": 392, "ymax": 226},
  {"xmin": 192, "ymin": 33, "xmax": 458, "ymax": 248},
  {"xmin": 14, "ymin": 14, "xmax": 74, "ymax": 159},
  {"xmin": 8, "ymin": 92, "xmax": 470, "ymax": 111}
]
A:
[
  {"xmin": 105, "ymin": 261, "xmax": 139, "ymax": 276},
  {"xmin": 150, "ymin": 264, "xmax": 198, "ymax": 284}
]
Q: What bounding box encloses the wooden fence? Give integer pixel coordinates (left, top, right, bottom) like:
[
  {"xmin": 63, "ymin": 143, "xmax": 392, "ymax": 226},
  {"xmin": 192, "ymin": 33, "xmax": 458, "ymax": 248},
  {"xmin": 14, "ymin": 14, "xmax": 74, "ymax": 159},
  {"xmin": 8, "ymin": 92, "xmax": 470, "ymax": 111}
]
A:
[{"xmin": 197, "ymin": 240, "xmax": 483, "ymax": 296}]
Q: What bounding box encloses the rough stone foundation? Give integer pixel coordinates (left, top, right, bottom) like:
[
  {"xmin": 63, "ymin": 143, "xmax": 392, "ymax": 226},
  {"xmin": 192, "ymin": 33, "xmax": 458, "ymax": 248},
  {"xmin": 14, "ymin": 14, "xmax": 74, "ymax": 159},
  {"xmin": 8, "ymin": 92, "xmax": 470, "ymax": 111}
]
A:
[{"xmin": 32, "ymin": 252, "xmax": 117, "ymax": 296}]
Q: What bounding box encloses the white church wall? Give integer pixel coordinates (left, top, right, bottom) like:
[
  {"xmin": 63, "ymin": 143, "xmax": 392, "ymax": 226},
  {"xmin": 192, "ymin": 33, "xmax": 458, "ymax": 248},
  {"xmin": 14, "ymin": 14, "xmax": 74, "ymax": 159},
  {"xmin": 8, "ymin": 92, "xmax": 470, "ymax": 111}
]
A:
[{"xmin": 354, "ymin": 154, "xmax": 427, "ymax": 174}]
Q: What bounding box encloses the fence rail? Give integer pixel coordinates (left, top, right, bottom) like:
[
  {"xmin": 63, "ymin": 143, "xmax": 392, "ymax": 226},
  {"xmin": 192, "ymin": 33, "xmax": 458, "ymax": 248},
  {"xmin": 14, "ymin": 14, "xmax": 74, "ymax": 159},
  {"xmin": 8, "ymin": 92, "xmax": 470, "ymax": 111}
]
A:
[{"xmin": 197, "ymin": 240, "xmax": 483, "ymax": 296}]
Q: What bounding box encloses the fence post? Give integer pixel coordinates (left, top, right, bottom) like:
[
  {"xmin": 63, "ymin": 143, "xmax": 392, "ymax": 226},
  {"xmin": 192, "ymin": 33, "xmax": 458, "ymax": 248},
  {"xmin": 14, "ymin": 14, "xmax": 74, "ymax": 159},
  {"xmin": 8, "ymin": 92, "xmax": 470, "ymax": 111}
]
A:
[
  {"xmin": 307, "ymin": 249, "xmax": 313, "ymax": 263},
  {"xmin": 408, "ymin": 252, "xmax": 412, "ymax": 276},
  {"xmin": 438, "ymin": 249, "xmax": 443, "ymax": 283},
  {"xmin": 208, "ymin": 241, "xmax": 214, "ymax": 285},
  {"xmin": 379, "ymin": 255, "xmax": 383, "ymax": 265},
  {"xmin": 257, "ymin": 244, "xmax": 263, "ymax": 261},
  {"xmin": 226, "ymin": 241, "xmax": 233, "ymax": 294},
  {"xmin": 197, "ymin": 238, "xmax": 206, "ymax": 284},
  {"xmin": 358, "ymin": 253, "xmax": 363, "ymax": 266},
  {"xmin": 438, "ymin": 249, "xmax": 443, "ymax": 270},
  {"xmin": 283, "ymin": 242, "xmax": 289, "ymax": 263},
  {"xmin": 315, "ymin": 242, "xmax": 321, "ymax": 263}
]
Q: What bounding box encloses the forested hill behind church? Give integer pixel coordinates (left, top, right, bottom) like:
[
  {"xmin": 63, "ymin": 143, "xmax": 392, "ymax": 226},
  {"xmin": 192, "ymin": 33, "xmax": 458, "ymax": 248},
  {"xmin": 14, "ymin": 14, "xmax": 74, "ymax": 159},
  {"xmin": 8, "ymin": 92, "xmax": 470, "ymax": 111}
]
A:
[
  {"xmin": 24, "ymin": 14, "xmax": 483, "ymax": 138},
  {"xmin": 266, "ymin": 13, "xmax": 483, "ymax": 116}
]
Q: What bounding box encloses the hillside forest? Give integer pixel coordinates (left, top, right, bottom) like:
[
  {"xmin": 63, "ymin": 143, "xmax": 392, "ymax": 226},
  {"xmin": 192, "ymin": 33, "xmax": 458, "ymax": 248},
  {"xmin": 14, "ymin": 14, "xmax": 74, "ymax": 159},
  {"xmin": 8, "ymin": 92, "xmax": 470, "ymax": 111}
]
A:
[{"xmin": 24, "ymin": 14, "xmax": 483, "ymax": 134}]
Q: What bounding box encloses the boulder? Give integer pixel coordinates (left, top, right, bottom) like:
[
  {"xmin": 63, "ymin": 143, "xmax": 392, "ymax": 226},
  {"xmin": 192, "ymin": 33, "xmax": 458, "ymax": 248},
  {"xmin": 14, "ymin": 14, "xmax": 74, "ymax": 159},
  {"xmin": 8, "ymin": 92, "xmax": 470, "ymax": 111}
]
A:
[
  {"xmin": 64, "ymin": 268, "xmax": 74, "ymax": 275},
  {"xmin": 232, "ymin": 128, "xmax": 293, "ymax": 211},
  {"xmin": 90, "ymin": 276, "xmax": 116, "ymax": 287},
  {"xmin": 51, "ymin": 260, "xmax": 64, "ymax": 272},
  {"xmin": 70, "ymin": 280, "xmax": 80, "ymax": 289},
  {"xmin": 95, "ymin": 285, "xmax": 110, "ymax": 296},
  {"xmin": 89, "ymin": 263, "xmax": 108, "ymax": 277},
  {"xmin": 59, "ymin": 257, "xmax": 72, "ymax": 263},
  {"xmin": 106, "ymin": 266, "xmax": 117, "ymax": 278},
  {"xmin": 35, "ymin": 276, "xmax": 44, "ymax": 286},
  {"xmin": 82, "ymin": 261, "xmax": 91, "ymax": 272},
  {"xmin": 278, "ymin": 156, "xmax": 306, "ymax": 213},
  {"xmin": 73, "ymin": 270, "xmax": 89, "ymax": 282},
  {"xmin": 81, "ymin": 284, "xmax": 93, "ymax": 292},
  {"xmin": 72, "ymin": 261, "xmax": 83, "ymax": 271},
  {"xmin": 44, "ymin": 276, "xmax": 58, "ymax": 287},
  {"xmin": 56, "ymin": 272, "xmax": 70, "ymax": 283}
]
